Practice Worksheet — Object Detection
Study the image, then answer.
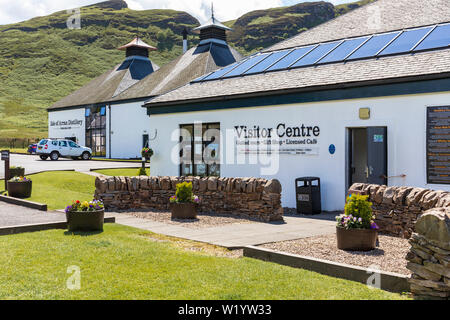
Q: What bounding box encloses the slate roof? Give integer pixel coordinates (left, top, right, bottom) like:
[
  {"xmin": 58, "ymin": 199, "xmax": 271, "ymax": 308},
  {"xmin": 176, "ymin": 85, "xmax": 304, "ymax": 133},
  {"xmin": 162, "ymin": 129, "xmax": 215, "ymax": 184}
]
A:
[
  {"xmin": 110, "ymin": 42, "xmax": 242, "ymax": 102},
  {"xmin": 145, "ymin": 0, "xmax": 450, "ymax": 108},
  {"xmin": 47, "ymin": 58, "xmax": 159, "ymax": 110},
  {"xmin": 193, "ymin": 16, "xmax": 232, "ymax": 32},
  {"xmin": 118, "ymin": 37, "xmax": 157, "ymax": 51}
]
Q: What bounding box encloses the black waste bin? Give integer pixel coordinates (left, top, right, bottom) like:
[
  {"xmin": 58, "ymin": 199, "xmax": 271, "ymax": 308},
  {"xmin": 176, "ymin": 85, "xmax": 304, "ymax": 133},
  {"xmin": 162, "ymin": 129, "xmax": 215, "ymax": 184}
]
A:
[{"xmin": 295, "ymin": 177, "xmax": 322, "ymax": 215}]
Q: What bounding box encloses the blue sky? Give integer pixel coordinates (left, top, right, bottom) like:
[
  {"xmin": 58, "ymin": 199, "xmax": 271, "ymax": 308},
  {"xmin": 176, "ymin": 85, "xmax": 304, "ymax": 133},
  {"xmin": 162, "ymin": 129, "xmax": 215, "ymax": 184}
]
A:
[{"xmin": 0, "ymin": 0, "xmax": 356, "ymax": 25}]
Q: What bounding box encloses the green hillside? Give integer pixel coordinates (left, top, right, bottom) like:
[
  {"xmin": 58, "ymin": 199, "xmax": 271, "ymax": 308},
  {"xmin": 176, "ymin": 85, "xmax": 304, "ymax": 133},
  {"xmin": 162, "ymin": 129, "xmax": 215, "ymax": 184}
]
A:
[
  {"xmin": 0, "ymin": 0, "xmax": 199, "ymax": 142},
  {"xmin": 227, "ymin": 0, "xmax": 377, "ymax": 53},
  {"xmin": 0, "ymin": 0, "xmax": 375, "ymax": 142}
]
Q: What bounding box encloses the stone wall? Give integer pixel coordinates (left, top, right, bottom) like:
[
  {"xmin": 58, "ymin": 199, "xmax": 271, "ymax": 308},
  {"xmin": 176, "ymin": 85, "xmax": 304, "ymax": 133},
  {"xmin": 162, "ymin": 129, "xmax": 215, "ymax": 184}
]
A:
[
  {"xmin": 406, "ymin": 208, "xmax": 450, "ymax": 300},
  {"xmin": 95, "ymin": 176, "xmax": 284, "ymax": 222},
  {"xmin": 349, "ymin": 183, "xmax": 450, "ymax": 238}
]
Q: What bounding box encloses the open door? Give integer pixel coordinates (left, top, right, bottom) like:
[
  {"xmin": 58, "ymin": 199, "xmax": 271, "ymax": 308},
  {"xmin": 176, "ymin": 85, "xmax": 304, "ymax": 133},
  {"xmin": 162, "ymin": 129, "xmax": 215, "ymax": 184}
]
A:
[{"xmin": 367, "ymin": 127, "xmax": 388, "ymax": 185}]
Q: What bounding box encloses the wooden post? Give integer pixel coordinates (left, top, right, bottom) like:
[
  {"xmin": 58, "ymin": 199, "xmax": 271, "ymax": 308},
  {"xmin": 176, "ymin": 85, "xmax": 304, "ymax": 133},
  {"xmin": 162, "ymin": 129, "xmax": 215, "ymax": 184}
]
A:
[{"xmin": 1, "ymin": 150, "xmax": 10, "ymax": 192}]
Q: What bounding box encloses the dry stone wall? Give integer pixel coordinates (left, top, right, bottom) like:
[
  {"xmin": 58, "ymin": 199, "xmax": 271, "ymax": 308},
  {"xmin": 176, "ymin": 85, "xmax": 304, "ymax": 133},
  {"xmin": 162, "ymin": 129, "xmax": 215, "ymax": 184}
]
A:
[
  {"xmin": 349, "ymin": 183, "xmax": 450, "ymax": 238},
  {"xmin": 406, "ymin": 208, "xmax": 450, "ymax": 300},
  {"xmin": 95, "ymin": 176, "xmax": 284, "ymax": 222}
]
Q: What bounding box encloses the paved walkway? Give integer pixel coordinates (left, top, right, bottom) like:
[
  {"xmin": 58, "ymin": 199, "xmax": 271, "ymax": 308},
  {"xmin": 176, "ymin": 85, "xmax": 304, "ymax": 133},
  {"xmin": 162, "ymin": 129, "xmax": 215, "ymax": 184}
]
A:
[
  {"xmin": 0, "ymin": 202, "xmax": 66, "ymax": 227},
  {"xmin": 0, "ymin": 154, "xmax": 144, "ymax": 179},
  {"xmin": 113, "ymin": 213, "xmax": 336, "ymax": 249}
]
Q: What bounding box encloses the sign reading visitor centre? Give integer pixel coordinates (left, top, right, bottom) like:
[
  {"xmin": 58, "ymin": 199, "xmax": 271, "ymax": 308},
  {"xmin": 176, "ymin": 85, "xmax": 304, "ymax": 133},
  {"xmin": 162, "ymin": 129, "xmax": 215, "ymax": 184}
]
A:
[
  {"xmin": 234, "ymin": 123, "xmax": 320, "ymax": 156},
  {"xmin": 427, "ymin": 106, "xmax": 450, "ymax": 185}
]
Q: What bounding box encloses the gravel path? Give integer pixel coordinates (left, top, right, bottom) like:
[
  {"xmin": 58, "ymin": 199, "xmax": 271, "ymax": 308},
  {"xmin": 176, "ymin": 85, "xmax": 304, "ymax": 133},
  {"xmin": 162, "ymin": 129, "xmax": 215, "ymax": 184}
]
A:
[
  {"xmin": 262, "ymin": 234, "xmax": 412, "ymax": 275},
  {"xmin": 118, "ymin": 210, "xmax": 258, "ymax": 229}
]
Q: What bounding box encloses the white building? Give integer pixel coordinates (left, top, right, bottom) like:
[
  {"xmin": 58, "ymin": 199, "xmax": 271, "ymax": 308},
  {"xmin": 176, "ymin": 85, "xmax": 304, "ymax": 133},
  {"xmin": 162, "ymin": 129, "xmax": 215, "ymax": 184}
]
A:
[
  {"xmin": 143, "ymin": 0, "xmax": 450, "ymax": 211},
  {"xmin": 47, "ymin": 14, "xmax": 241, "ymax": 159}
]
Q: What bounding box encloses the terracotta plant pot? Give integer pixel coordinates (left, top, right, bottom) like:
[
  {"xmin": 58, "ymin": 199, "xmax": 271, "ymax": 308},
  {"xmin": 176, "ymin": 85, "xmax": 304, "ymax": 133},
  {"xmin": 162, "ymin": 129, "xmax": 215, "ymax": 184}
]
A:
[
  {"xmin": 171, "ymin": 203, "xmax": 198, "ymax": 219},
  {"xmin": 336, "ymin": 227, "xmax": 378, "ymax": 251},
  {"xmin": 7, "ymin": 181, "xmax": 32, "ymax": 198},
  {"xmin": 66, "ymin": 210, "xmax": 105, "ymax": 232},
  {"xmin": 9, "ymin": 167, "xmax": 25, "ymax": 178}
]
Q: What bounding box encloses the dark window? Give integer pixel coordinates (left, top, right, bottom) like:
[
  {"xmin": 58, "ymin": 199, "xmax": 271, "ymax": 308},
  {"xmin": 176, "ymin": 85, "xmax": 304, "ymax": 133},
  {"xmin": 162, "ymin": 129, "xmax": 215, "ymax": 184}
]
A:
[
  {"xmin": 180, "ymin": 123, "xmax": 220, "ymax": 177},
  {"xmin": 85, "ymin": 106, "xmax": 106, "ymax": 157},
  {"xmin": 143, "ymin": 134, "xmax": 149, "ymax": 148}
]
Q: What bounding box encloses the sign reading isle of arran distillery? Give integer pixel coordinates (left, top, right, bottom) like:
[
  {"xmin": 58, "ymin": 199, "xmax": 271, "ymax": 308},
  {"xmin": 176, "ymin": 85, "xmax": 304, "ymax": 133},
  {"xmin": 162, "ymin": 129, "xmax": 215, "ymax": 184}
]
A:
[
  {"xmin": 427, "ymin": 106, "xmax": 450, "ymax": 185},
  {"xmin": 50, "ymin": 119, "xmax": 83, "ymax": 130}
]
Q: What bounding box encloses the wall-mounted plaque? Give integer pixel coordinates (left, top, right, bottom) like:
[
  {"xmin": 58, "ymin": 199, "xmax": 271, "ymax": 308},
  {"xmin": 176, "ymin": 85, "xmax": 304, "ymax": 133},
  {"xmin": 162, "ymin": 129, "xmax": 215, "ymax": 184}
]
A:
[{"xmin": 427, "ymin": 106, "xmax": 450, "ymax": 185}]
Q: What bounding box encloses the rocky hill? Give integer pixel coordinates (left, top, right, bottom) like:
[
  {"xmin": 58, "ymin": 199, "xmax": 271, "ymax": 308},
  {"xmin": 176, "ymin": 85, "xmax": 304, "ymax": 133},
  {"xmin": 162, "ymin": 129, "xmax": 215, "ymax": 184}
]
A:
[
  {"xmin": 0, "ymin": 0, "xmax": 375, "ymax": 141},
  {"xmin": 227, "ymin": 0, "xmax": 377, "ymax": 53}
]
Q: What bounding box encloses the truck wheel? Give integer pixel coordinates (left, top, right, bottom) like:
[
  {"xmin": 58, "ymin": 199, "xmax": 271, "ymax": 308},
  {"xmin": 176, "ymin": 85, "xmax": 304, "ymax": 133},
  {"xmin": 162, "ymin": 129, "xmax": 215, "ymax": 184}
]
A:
[
  {"xmin": 50, "ymin": 152, "xmax": 59, "ymax": 161},
  {"xmin": 40, "ymin": 155, "xmax": 48, "ymax": 161},
  {"xmin": 82, "ymin": 152, "xmax": 91, "ymax": 160}
]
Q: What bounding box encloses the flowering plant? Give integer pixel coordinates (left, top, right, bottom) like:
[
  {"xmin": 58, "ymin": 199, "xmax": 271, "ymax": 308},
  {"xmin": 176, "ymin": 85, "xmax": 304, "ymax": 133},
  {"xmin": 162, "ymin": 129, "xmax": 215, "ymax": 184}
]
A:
[
  {"xmin": 9, "ymin": 176, "xmax": 31, "ymax": 182},
  {"xmin": 336, "ymin": 194, "xmax": 378, "ymax": 230},
  {"xmin": 141, "ymin": 147, "xmax": 154, "ymax": 159},
  {"xmin": 170, "ymin": 195, "xmax": 200, "ymax": 204},
  {"xmin": 169, "ymin": 182, "xmax": 200, "ymax": 204},
  {"xmin": 65, "ymin": 200, "xmax": 104, "ymax": 214}
]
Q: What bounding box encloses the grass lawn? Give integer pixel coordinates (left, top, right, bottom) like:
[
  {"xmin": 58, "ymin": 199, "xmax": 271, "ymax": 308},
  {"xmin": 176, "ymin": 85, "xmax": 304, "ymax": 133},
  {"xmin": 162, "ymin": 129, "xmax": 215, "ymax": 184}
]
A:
[
  {"xmin": 0, "ymin": 224, "xmax": 410, "ymax": 300},
  {"xmin": 1, "ymin": 171, "xmax": 96, "ymax": 210},
  {"xmin": 94, "ymin": 168, "xmax": 149, "ymax": 177}
]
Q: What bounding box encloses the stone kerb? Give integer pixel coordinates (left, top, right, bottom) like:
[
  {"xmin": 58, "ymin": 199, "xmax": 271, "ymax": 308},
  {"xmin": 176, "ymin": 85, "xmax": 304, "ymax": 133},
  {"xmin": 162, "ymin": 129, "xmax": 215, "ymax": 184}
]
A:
[
  {"xmin": 95, "ymin": 176, "xmax": 283, "ymax": 222},
  {"xmin": 406, "ymin": 208, "xmax": 450, "ymax": 300},
  {"xmin": 348, "ymin": 183, "xmax": 450, "ymax": 238}
]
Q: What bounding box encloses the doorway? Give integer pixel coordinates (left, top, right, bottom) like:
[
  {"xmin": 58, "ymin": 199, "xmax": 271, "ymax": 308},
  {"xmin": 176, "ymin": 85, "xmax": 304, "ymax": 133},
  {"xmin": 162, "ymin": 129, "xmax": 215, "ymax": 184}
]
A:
[{"xmin": 348, "ymin": 127, "xmax": 388, "ymax": 187}]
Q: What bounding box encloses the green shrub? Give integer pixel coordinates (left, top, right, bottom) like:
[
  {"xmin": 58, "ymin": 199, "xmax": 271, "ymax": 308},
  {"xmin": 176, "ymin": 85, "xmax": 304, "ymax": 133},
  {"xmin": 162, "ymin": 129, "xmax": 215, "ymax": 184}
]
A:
[
  {"xmin": 137, "ymin": 167, "xmax": 148, "ymax": 176},
  {"xmin": 175, "ymin": 182, "xmax": 193, "ymax": 203},
  {"xmin": 342, "ymin": 194, "xmax": 373, "ymax": 229}
]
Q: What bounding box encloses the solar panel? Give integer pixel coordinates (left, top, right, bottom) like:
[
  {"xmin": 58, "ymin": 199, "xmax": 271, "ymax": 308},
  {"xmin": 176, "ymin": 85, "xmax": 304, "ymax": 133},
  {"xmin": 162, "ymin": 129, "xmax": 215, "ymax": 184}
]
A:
[
  {"xmin": 224, "ymin": 53, "xmax": 271, "ymax": 77},
  {"xmin": 319, "ymin": 37, "xmax": 370, "ymax": 63},
  {"xmin": 414, "ymin": 23, "xmax": 450, "ymax": 51},
  {"xmin": 201, "ymin": 60, "xmax": 244, "ymax": 81},
  {"xmin": 379, "ymin": 27, "xmax": 433, "ymax": 56},
  {"xmin": 193, "ymin": 22, "xmax": 450, "ymax": 83},
  {"xmin": 292, "ymin": 41, "xmax": 342, "ymax": 68},
  {"xmin": 347, "ymin": 32, "xmax": 400, "ymax": 60},
  {"xmin": 266, "ymin": 46, "xmax": 316, "ymax": 71},
  {"xmin": 244, "ymin": 50, "xmax": 291, "ymax": 75}
]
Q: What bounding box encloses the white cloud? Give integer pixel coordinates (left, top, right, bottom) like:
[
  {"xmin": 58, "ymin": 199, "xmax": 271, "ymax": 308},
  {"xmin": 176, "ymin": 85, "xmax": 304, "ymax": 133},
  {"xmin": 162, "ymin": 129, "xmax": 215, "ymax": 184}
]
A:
[{"xmin": 0, "ymin": 0, "xmax": 356, "ymax": 25}]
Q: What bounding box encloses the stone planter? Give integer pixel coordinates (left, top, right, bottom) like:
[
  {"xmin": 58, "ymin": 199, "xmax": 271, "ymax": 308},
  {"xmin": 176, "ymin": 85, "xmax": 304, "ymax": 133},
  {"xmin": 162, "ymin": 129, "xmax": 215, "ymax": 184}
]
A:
[
  {"xmin": 66, "ymin": 210, "xmax": 105, "ymax": 232},
  {"xmin": 336, "ymin": 227, "xmax": 378, "ymax": 251},
  {"xmin": 7, "ymin": 181, "xmax": 32, "ymax": 198},
  {"xmin": 171, "ymin": 203, "xmax": 198, "ymax": 219},
  {"xmin": 9, "ymin": 167, "xmax": 25, "ymax": 178}
]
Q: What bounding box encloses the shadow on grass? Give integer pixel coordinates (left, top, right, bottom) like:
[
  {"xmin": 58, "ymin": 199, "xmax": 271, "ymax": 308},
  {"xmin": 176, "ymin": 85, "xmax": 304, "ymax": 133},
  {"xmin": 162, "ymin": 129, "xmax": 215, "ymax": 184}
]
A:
[{"xmin": 64, "ymin": 230, "xmax": 104, "ymax": 237}]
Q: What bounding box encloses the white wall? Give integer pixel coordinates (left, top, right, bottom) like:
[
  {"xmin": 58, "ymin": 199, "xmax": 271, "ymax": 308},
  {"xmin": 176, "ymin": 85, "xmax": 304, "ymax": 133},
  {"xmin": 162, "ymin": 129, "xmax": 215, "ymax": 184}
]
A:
[
  {"xmin": 48, "ymin": 108, "xmax": 85, "ymax": 145},
  {"xmin": 109, "ymin": 101, "xmax": 150, "ymax": 159},
  {"xmin": 148, "ymin": 91, "xmax": 450, "ymax": 211}
]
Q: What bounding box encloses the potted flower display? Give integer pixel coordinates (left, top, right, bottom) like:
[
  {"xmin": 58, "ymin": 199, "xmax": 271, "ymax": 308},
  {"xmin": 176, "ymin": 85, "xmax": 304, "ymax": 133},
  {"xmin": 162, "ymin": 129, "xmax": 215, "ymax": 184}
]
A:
[
  {"xmin": 65, "ymin": 200, "xmax": 105, "ymax": 232},
  {"xmin": 141, "ymin": 147, "xmax": 154, "ymax": 161},
  {"xmin": 7, "ymin": 176, "xmax": 32, "ymax": 198},
  {"xmin": 169, "ymin": 182, "xmax": 200, "ymax": 219},
  {"xmin": 336, "ymin": 194, "xmax": 379, "ymax": 251},
  {"xmin": 10, "ymin": 166, "xmax": 25, "ymax": 178}
]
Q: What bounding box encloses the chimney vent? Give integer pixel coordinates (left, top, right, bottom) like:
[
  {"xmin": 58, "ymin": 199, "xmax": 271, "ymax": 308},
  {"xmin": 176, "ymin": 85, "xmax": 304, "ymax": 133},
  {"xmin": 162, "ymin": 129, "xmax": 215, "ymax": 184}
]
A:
[{"xmin": 182, "ymin": 28, "xmax": 189, "ymax": 54}]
